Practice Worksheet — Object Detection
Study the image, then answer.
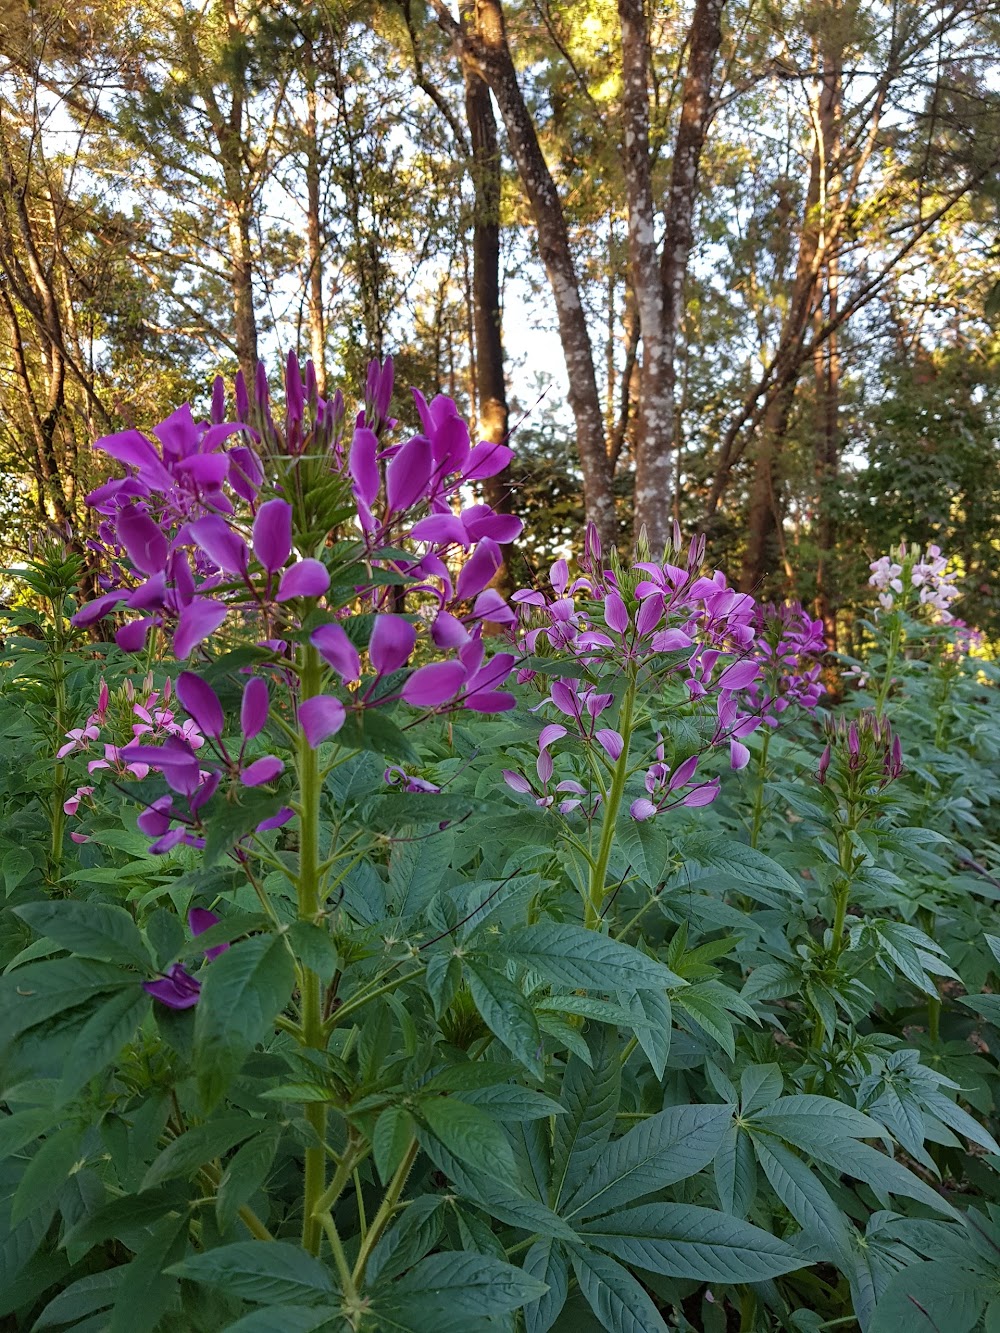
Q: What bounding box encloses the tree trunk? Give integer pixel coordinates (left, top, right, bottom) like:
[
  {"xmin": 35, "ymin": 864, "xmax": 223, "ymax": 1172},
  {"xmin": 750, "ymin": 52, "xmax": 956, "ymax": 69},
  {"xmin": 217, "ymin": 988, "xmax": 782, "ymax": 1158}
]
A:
[
  {"xmin": 303, "ymin": 38, "xmax": 327, "ymax": 394},
  {"xmin": 432, "ymin": 0, "xmax": 615, "ymax": 545},
  {"xmin": 618, "ymin": 0, "xmax": 673, "ymax": 553}
]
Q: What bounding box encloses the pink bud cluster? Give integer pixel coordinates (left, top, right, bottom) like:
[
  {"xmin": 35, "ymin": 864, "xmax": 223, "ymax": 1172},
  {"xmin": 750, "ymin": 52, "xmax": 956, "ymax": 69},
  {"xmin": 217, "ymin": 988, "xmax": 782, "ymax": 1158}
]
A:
[
  {"xmin": 817, "ymin": 711, "xmax": 903, "ymax": 790},
  {"xmin": 869, "ymin": 543, "xmax": 960, "ymax": 622},
  {"xmin": 747, "ymin": 601, "xmax": 826, "ymax": 727}
]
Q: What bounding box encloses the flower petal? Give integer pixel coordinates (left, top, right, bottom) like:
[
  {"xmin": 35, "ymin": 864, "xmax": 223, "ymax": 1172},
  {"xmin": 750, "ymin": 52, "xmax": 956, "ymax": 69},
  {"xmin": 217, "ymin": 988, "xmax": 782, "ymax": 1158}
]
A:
[
  {"xmin": 299, "ymin": 694, "xmax": 346, "ymax": 747},
  {"xmin": 276, "ymin": 559, "xmax": 330, "ymax": 602}
]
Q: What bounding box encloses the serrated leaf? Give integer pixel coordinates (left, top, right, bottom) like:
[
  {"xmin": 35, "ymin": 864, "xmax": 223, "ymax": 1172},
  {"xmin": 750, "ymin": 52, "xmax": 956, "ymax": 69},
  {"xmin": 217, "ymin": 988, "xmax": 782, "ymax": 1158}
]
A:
[
  {"xmin": 143, "ymin": 1118, "xmax": 264, "ymax": 1190},
  {"xmin": 193, "ymin": 934, "xmax": 296, "ymax": 1109},
  {"xmin": 14, "ymin": 900, "xmax": 149, "ymax": 967},
  {"xmin": 562, "ymin": 1103, "xmax": 733, "ymax": 1220},
  {"xmin": 216, "ymin": 1128, "xmax": 280, "ymax": 1233},
  {"xmin": 0, "ymin": 957, "xmax": 129, "ymax": 1042},
  {"xmin": 59, "ymin": 988, "xmax": 149, "ymax": 1100},
  {"xmin": 373, "ymin": 1107, "xmax": 417, "ymax": 1185},
  {"xmin": 569, "ymin": 1245, "xmax": 668, "ymax": 1333},
  {"xmin": 367, "ymin": 1196, "xmax": 444, "ymax": 1286},
  {"xmin": 869, "ymin": 1260, "xmax": 987, "ymax": 1333},
  {"xmin": 170, "ymin": 1240, "xmax": 337, "ymax": 1304},
  {"xmin": 466, "ymin": 962, "xmax": 543, "ymax": 1079},
  {"xmin": 740, "ymin": 1065, "xmax": 783, "ymax": 1117},
  {"xmin": 620, "ymin": 988, "xmax": 671, "ymax": 1079},
  {"xmin": 552, "ymin": 1026, "xmax": 620, "ymax": 1210},
  {"xmin": 751, "ymin": 1134, "xmax": 853, "ymax": 1265},
  {"xmin": 523, "ymin": 1238, "xmax": 569, "ymax": 1333},
  {"xmin": 372, "ymin": 1251, "xmax": 547, "ymax": 1322},
  {"xmin": 416, "ymin": 1096, "xmax": 516, "ymax": 1179},
  {"xmin": 581, "ymin": 1202, "xmax": 802, "ymax": 1282},
  {"xmin": 498, "ymin": 923, "xmax": 682, "ymax": 993},
  {"xmin": 714, "ymin": 1126, "xmax": 757, "ymax": 1218}
]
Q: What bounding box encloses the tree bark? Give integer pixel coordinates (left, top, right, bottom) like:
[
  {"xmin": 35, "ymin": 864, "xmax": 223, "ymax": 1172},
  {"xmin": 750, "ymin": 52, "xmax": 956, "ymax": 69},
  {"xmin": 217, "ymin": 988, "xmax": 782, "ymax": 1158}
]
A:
[
  {"xmin": 618, "ymin": 0, "xmax": 673, "ymax": 554},
  {"xmin": 430, "ymin": 0, "xmax": 615, "ymax": 545}
]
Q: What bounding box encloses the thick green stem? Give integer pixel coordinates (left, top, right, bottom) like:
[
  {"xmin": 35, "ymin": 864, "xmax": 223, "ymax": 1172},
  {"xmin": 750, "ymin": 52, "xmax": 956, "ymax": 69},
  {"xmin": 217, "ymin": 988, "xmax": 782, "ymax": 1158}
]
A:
[
  {"xmin": 585, "ymin": 684, "xmax": 635, "ymax": 928},
  {"xmin": 351, "ymin": 1138, "xmax": 419, "ymax": 1287},
  {"xmin": 298, "ymin": 643, "xmax": 328, "ymax": 1256}
]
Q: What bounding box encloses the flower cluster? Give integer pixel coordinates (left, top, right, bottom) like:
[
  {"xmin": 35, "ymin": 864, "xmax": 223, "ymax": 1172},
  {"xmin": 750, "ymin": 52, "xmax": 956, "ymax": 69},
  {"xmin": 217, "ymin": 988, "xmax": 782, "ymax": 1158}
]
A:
[
  {"xmin": 748, "ymin": 601, "xmax": 825, "ymax": 726},
  {"xmin": 869, "ymin": 543, "xmax": 960, "ymax": 622},
  {"xmin": 502, "ymin": 526, "xmax": 767, "ymax": 823},
  {"xmin": 143, "ymin": 908, "xmax": 227, "ymax": 1009},
  {"xmin": 818, "ymin": 711, "xmax": 904, "ymax": 792}
]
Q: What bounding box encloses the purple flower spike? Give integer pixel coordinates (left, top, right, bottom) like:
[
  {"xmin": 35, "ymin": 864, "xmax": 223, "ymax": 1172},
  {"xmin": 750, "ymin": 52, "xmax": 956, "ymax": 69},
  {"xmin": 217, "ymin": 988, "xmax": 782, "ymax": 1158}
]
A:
[
  {"xmin": 241, "ymin": 755, "xmax": 284, "ymax": 787},
  {"xmin": 311, "ymin": 623, "xmax": 361, "ymax": 683},
  {"xmin": 144, "ymin": 964, "xmax": 201, "ymax": 1009},
  {"xmin": 241, "ymin": 677, "xmax": 269, "ymax": 739},
  {"xmin": 402, "ymin": 661, "xmax": 466, "ymax": 708},
  {"xmin": 276, "ymin": 559, "xmax": 330, "ymax": 602},
  {"xmin": 253, "ymin": 499, "xmax": 293, "ymax": 573},
  {"xmin": 176, "ymin": 671, "xmax": 225, "ymax": 740},
  {"xmin": 387, "ymin": 434, "xmax": 432, "ymax": 512},
  {"xmin": 299, "ymin": 694, "xmax": 346, "ymax": 747},
  {"xmin": 189, "ymin": 907, "xmax": 229, "ymax": 960},
  {"xmin": 717, "ymin": 659, "xmax": 760, "ymax": 692},
  {"xmin": 174, "ymin": 598, "xmax": 228, "ymax": 659},
  {"xmin": 369, "ymin": 615, "xmax": 416, "ymax": 676}
]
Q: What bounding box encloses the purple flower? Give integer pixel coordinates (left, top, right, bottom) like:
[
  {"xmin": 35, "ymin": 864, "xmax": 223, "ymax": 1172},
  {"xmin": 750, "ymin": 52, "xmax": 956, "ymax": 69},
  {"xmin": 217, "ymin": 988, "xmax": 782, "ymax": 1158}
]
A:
[
  {"xmin": 253, "ymin": 499, "xmax": 293, "ymax": 572},
  {"xmin": 241, "ymin": 677, "xmax": 269, "ymax": 740},
  {"xmin": 176, "ymin": 671, "xmax": 225, "ymax": 741},
  {"xmin": 387, "ymin": 434, "xmax": 432, "ymax": 512},
  {"xmin": 311, "ymin": 623, "xmax": 361, "ymax": 683},
  {"xmin": 143, "ymin": 908, "xmax": 228, "ymax": 1009},
  {"xmin": 456, "ymin": 538, "xmax": 502, "ymax": 601},
  {"xmin": 369, "ymin": 615, "xmax": 416, "ymax": 676},
  {"xmin": 174, "ymin": 598, "xmax": 228, "ymax": 659},
  {"xmin": 402, "ymin": 661, "xmax": 467, "ymax": 707},
  {"xmin": 240, "ymin": 755, "xmax": 285, "ymax": 787},
  {"xmin": 299, "ymin": 694, "xmax": 346, "ymax": 747},
  {"xmin": 276, "ymin": 559, "xmax": 330, "ymax": 602}
]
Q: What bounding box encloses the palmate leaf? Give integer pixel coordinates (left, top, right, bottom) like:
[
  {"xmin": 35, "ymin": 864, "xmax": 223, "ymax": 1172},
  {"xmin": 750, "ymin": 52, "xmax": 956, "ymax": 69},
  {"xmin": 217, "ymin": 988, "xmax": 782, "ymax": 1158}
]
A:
[
  {"xmin": 561, "ymin": 1103, "xmax": 733, "ymax": 1221},
  {"xmin": 751, "ymin": 1135, "xmax": 854, "ymax": 1267},
  {"xmin": 367, "ymin": 1196, "xmax": 444, "ymax": 1286},
  {"xmin": 59, "ymin": 987, "xmax": 149, "ymax": 1101},
  {"xmin": 415, "ymin": 1095, "xmax": 517, "ymax": 1180},
  {"xmin": 579, "ymin": 1203, "xmax": 802, "ymax": 1283}
]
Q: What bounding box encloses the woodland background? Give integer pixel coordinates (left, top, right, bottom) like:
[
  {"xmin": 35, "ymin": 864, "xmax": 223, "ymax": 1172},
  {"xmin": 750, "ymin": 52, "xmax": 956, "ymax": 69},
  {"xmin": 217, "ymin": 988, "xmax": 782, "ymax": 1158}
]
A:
[{"xmin": 1, "ymin": 0, "xmax": 999, "ymax": 640}]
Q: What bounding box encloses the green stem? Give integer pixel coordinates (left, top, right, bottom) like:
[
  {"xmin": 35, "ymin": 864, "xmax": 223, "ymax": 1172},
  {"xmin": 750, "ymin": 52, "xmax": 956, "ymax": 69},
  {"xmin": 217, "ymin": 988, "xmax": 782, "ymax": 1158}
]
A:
[
  {"xmin": 749, "ymin": 729, "xmax": 771, "ymax": 849},
  {"xmin": 298, "ymin": 642, "xmax": 328, "ymax": 1257},
  {"xmin": 351, "ymin": 1138, "xmax": 419, "ymax": 1288},
  {"xmin": 585, "ymin": 683, "xmax": 635, "ymax": 928},
  {"xmin": 874, "ymin": 618, "xmax": 902, "ymax": 720}
]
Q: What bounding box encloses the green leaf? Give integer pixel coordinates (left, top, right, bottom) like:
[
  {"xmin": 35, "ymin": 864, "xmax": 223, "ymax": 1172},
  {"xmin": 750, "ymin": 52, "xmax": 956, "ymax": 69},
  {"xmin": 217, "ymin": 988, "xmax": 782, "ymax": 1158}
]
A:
[
  {"xmin": 416, "ymin": 1096, "xmax": 517, "ymax": 1179},
  {"xmin": 216, "ymin": 1128, "xmax": 280, "ymax": 1234},
  {"xmin": 372, "ymin": 1251, "xmax": 547, "ymax": 1322},
  {"xmin": 387, "ymin": 827, "xmax": 454, "ymax": 917},
  {"xmin": 562, "ymin": 1103, "xmax": 733, "ymax": 1221},
  {"xmin": 33, "ymin": 1268, "xmax": 124, "ymax": 1329},
  {"xmin": 373, "ymin": 1107, "xmax": 417, "ymax": 1185},
  {"xmin": 458, "ymin": 1085, "xmax": 564, "ymax": 1122},
  {"xmin": 498, "ymin": 923, "xmax": 682, "ymax": 993},
  {"xmin": 538, "ymin": 994, "xmax": 649, "ymax": 1026},
  {"xmin": 193, "ymin": 934, "xmax": 296, "ymax": 1109},
  {"xmin": 751, "ymin": 1134, "xmax": 853, "ymax": 1265},
  {"xmin": 11, "ymin": 1125, "xmax": 83, "ymax": 1226},
  {"xmin": 869, "ymin": 1261, "xmax": 987, "ymax": 1333},
  {"xmin": 676, "ymin": 834, "xmax": 802, "ymax": 901},
  {"xmin": 580, "ymin": 1203, "xmax": 802, "ymax": 1282},
  {"xmin": 466, "ymin": 961, "xmax": 543, "ymax": 1079},
  {"xmin": 552, "ymin": 1026, "xmax": 621, "ymax": 1211},
  {"xmin": 59, "ymin": 988, "xmax": 149, "ymax": 1100},
  {"xmin": 219, "ymin": 1308, "xmax": 334, "ymax": 1333},
  {"xmin": 170, "ymin": 1241, "xmax": 337, "ymax": 1305},
  {"xmin": 61, "ymin": 1186, "xmax": 189, "ymax": 1251},
  {"xmin": 714, "ymin": 1126, "xmax": 757, "ymax": 1218},
  {"xmin": 740, "ymin": 1064, "xmax": 783, "ymax": 1116},
  {"xmin": 367, "ymin": 1196, "xmax": 444, "ymax": 1286},
  {"xmin": 0, "ymin": 957, "xmax": 129, "ymax": 1041},
  {"xmin": 108, "ymin": 1210, "xmax": 190, "ymax": 1333},
  {"xmin": 14, "ymin": 900, "xmax": 149, "ymax": 967},
  {"xmin": 523, "ymin": 1238, "xmax": 569, "ymax": 1333},
  {"xmin": 748, "ymin": 1093, "xmax": 884, "ymax": 1144},
  {"xmin": 621, "ymin": 988, "xmax": 671, "ymax": 1079},
  {"xmin": 569, "ymin": 1245, "xmax": 668, "ymax": 1333},
  {"xmin": 284, "ymin": 922, "xmax": 339, "ymax": 983},
  {"xmin": 143, "ymin": 1117, "xmax": 264, "ymax": 1191},
  {"xmin": 0, "ymin": 1109, "xmax": 55, "ymax": 1163}
]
